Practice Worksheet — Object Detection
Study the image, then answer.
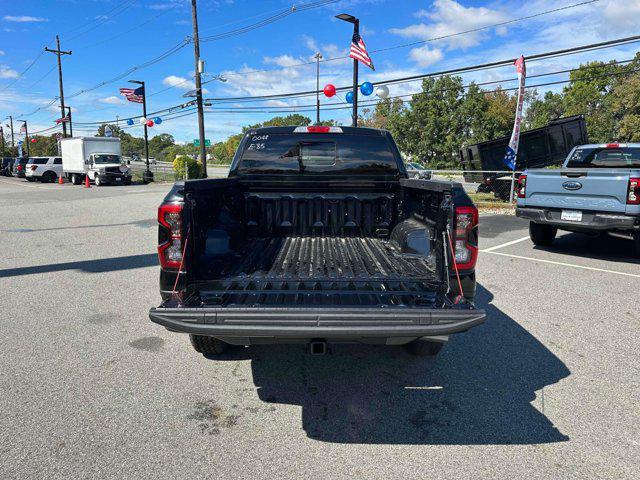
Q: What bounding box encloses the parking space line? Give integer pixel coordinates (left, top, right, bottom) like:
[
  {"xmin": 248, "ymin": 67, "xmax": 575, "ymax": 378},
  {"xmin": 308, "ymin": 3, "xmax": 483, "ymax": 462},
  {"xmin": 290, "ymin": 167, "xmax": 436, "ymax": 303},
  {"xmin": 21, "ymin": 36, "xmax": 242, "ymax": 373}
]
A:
[
  {"xmin": 481, "ymin": 236, "xmax": 530, "ymax": 253},
  {"xmin": 484, "ymin": 250, "xmax": 640, "ymax": 278}
]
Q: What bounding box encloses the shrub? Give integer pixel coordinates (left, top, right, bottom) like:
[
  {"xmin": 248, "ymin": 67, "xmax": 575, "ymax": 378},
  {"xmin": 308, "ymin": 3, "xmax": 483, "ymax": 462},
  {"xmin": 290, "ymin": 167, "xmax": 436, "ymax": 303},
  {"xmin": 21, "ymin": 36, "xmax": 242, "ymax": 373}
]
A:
[{"xmin": 173, "ymin": 155, "xmax": 202, "ymax": 179}]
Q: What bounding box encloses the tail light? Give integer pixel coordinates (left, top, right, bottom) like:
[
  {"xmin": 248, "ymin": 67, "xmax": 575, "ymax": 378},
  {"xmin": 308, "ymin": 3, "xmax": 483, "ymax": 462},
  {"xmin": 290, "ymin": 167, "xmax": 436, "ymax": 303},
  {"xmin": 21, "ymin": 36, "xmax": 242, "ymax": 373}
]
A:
[
  {"xmin": 30, "ymin": 165, "xmax": 38, "ymax": 171},
  {"xmin": 158, "ymin": 203, "xmax": 184, "ymax": 270},
  {"xmin": 453, "ymin": 205, "xmax": 478, "ymax": 270},
  {"xmin": 294, "ymin": 126, "xmax": 343, "ymax": 133},
  {"xmin": 517, "ymin": 174, "xmax": 527, "ymax": 198},
  {"xmin": 17, "ymin": 165, "xmax": 23, "ymax": 172},
  {"xmin": 628, "ymin": 177, "xmax": 640, "ymax": 205}
]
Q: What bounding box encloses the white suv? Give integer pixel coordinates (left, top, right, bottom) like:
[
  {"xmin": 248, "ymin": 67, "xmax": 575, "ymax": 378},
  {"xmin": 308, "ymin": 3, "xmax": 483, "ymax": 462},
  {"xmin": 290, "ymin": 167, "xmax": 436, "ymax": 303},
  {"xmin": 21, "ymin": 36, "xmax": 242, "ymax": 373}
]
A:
[{"xmin": 25, "ymin": 157, "xmax": 63, "ymax": 183}]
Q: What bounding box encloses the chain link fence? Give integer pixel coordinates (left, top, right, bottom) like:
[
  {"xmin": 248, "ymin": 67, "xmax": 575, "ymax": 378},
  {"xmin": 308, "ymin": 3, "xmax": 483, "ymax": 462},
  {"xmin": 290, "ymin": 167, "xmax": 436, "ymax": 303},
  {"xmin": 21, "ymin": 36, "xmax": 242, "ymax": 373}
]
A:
[{"xmin": 430, "ymin": 170, "xmax": 524, "ymax": 208}]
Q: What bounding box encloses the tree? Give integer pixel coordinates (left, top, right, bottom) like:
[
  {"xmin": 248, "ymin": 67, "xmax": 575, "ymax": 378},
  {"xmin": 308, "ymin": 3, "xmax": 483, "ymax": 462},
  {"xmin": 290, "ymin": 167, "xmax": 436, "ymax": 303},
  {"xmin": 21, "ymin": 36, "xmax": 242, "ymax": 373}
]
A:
[
  {"xmin": 26, "ymin": 135, "xmax": 59, "ymax": 156},
  {"xmin": 524, "ymin": 91, "xmax": 565, "ymax": 129},
  {"xmin": 148, "ymin": 133, "xmax": 174, "ymax": 158},
  {"xmin": 360, "ymin": 98, "xmax": 405, "ymax": 130}
]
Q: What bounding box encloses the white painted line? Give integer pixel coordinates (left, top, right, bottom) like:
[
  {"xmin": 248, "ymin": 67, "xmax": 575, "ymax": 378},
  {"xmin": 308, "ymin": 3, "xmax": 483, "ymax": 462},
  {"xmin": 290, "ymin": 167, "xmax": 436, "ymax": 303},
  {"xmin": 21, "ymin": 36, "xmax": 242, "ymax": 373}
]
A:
[
  {"xmin": 404, "ymin": 386, "xmax": 444, "ymax": 390},
  {"xmin": 484, "ymin": 250, "xmax": 640, "ymax": 278},
  {"xmin": 0, "ymin": 178, "xmax": 56, "ymax": 189},
  {"xmin": 482, "ymin": 236, "xmax": 531, "ymax": 253}
]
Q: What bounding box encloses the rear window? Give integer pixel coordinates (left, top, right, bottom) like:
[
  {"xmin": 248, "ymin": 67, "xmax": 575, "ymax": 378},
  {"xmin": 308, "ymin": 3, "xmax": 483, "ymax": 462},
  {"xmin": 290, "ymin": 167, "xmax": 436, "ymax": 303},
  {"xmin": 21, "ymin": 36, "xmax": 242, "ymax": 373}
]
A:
[
  {"xmin": 566, "ymin": 147, "xmax": 640, "ymax": 168},
  {"xmin": 27, "ymin": 158, "xmax": 49, "ymax": 165},
  {"xmin": 236, "ymin": 133, "xmax": 399, "ymax": 175}
]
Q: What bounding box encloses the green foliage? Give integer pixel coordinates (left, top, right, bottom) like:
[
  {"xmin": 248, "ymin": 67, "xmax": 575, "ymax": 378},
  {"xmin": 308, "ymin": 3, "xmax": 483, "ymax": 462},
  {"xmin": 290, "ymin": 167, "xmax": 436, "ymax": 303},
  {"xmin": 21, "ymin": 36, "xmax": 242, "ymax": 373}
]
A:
[
  {"xmin": 173, "ymin": 155, "xmax": 202, "ymax": 179},
  {"xmin": 24, "ymin": 135, "xmax": 59, "ymax": 156},
  {"xmin": 212, "ymin": 133, "xmax": 243, "ymax": 164}
]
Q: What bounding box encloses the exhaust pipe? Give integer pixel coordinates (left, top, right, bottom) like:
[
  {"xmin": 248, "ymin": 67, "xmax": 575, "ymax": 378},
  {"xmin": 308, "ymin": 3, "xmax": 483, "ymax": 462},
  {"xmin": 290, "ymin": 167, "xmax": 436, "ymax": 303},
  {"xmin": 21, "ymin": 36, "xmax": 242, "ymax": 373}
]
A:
[{"xmin": 309, "ymin": 340, "xmax": 327, "ymax": 356}]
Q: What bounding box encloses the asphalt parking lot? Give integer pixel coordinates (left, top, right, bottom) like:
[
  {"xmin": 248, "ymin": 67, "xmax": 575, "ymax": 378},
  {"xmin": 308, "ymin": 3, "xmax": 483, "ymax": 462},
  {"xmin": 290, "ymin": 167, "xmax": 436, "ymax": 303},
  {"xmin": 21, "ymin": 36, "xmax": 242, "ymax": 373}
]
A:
[{"xmin": 0, "ymin": 176, "xmax": 638, "ymax": 479}]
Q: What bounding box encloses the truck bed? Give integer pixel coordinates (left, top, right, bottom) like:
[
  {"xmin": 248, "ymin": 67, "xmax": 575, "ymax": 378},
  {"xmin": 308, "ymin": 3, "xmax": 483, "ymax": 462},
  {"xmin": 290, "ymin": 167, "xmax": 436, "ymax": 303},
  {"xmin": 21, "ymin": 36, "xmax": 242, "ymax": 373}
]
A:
[{"xmin": 191, "ymin": 236, "xmax": 442, "ymax": 309}]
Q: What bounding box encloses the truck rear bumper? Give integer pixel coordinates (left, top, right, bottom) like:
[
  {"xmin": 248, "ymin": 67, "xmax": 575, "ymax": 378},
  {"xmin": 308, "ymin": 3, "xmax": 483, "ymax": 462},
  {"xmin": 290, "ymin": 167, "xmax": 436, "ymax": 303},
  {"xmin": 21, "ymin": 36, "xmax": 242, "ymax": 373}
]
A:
[
  {"xmin": 516, "ymin": 207, "xmax": 638, "ymax": 231},
  {"xmin": 149, "ymin": 306, "xmax": 486, "ymax": 344}
]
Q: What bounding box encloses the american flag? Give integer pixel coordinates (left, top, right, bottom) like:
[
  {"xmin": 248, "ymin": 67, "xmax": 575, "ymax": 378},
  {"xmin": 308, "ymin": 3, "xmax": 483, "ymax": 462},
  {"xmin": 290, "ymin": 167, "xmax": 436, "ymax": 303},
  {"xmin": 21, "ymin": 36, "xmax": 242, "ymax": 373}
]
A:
[
  {"xmin": 350, "ymin": 32, "xmax": 374, "ymax": 71},
  {"xmin": 20, "ymin": 123, "xmax": 27, "ymax": 134},
  {"xmin": 55, "ymin": 116, "xmax": 69, "ymax": 124},
  {"xmin": 119, "ymin": 86, "xmax": 144, "ymax": 104}
]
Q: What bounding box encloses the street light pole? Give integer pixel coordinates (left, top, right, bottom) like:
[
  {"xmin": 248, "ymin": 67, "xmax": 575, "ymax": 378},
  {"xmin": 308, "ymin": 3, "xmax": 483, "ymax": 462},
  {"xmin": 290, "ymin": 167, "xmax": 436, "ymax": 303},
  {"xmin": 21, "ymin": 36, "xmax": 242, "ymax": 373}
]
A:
[
  {"xmin": 8, "ymin": 115, "xmax": 14, "ymax": 146},
  {"xmin": 336, "ymin": 13, "xmax": 359, "ymax": 127},
  {"xmin": 128, "ymin": 80, "xmax": 152, "ymax": 183},
  {"xmin": 1, "ymin": 127, "xmax": 5, "ymax": 157},
  {"xmin": 314, "ymin": 52, "xmax": 322, "ymax": 124},
  {"xmin": 66, "ymin": 106, "xmax": 73, "ymax": 137},
  {"xmin": 17, "ymin": 120, "xmax": 29, "ymax": 156},
  {"xmin": 191, "ymin": 0, "xmax": 207, "ymax": 178}
]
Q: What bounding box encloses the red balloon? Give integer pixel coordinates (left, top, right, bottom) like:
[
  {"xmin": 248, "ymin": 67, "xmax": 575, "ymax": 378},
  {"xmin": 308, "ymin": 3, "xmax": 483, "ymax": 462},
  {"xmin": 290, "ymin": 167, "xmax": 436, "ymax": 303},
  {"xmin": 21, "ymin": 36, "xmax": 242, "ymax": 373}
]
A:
[
  {"xmin": 146, "ymin": 120, "xmax": 154, "ymax": 127},
  {"xmin": 323, "ymin": 84, "xmax": 336, "ymax": 98},
  {"xmin": 31, "ymin": 138, "xmax": 37, "ymax": 143}
]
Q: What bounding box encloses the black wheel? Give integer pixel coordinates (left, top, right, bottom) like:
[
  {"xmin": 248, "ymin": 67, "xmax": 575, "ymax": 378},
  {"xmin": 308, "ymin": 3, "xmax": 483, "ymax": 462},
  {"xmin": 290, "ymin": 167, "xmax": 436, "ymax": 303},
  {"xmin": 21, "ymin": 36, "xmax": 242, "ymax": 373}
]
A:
[
  {"xmin": 633, "ymin": 232, "xmax": 640, "ymax": 258},
  {"xmin": 189, "ymin": 335, "xmax": 229, "ymax": 357},
  {"xmin": 26, "ymin": 177, "xmax": 35, "ymax": 182},
  {"xmin": 95, "ymin": 175, "xmax": 102, "ymax": 186},
  {"xmin": 71, "ymin": 174, "xmax": 81, "ymax": 185},
  {"xmin": 404, "ymin": 339, "xmax": 444, "ymax": 357},
  {"xmin": 529, "ymin": 222, "xmax": 557, "ymax": 247},
  {"xmin": 43, "ymin": 171, "xmax": 57, "ymax": 183},
  {"xmin": 477, "ymin": 183, "xmax": 491, "ymax": 193}
]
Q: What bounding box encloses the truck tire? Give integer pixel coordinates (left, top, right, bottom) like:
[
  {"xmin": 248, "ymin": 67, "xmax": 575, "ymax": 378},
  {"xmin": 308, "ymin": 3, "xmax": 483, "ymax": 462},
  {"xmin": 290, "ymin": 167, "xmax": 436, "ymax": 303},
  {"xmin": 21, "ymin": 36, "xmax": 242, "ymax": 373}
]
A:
[
  {"xmin": 71, "ymin": 174, "xmax": 81, "ymax": 185},
  {"xmin": 26, "ymin": 177, "xmax": 35, "ymax": 182},
  {"xmin": 404, "ymin": 339, "xmax": 444, "ymax": 357},
  {"xmin": 95, "ymin": 175, "xmax": 102, "ymax": 186},
  {"xmin": 529, "ymin": 222, "xmax": 557, "ymax": 247},
  {"xmin": 634, "ymin": 232, "xmax": 640, "ymax": 258},
  {"xmin": 189, "ymin": 334, "xmax": 229, "ymax": 357}
]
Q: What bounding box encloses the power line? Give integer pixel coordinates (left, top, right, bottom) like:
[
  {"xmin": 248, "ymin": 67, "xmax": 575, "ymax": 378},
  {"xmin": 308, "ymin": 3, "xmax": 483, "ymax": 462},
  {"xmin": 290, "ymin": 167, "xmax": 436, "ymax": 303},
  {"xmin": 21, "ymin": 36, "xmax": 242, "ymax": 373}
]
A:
[
  {"xmin": 200, "ymin": 0, "xmax": 341, "ymax": 42},
  {"xmin": 216, "ymin": 0, "xmax": 602, "ymax": 78}
]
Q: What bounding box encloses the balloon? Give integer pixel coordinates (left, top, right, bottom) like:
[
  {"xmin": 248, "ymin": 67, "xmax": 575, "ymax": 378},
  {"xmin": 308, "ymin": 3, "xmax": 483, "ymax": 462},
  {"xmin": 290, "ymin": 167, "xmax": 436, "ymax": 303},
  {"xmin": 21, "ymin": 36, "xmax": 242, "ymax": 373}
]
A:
[
  {"xmin": 31, "ymin": 138, "xmax": 37, "ymax": 143},
  {"xmin": 127, "ymin": 118, "xmax": 134, "ymax": 126},
  {"xmin": 146, "ymin": 120, "xmax": 154, "ymax": 127},
  {"xmin": 139, "ymin": 117, "xmax": 147, "ymax": 125},
  {"xmin": 345, "ymin": 91, "xmax": 354, "ymax": 104},
  {"xmin": 323, "ymin": 84, "xmax": 336, "ymax": 98},
  {"xmin": 375, "ymin": 85, "xmax": 390, "ymax": 99},
  {"xmin": 360, "ymin": 81, "xmax": 374, "ymax": 96},
  {"xmin": 154, "ymin": 117, "xmax": 162, "ymax": 124}
]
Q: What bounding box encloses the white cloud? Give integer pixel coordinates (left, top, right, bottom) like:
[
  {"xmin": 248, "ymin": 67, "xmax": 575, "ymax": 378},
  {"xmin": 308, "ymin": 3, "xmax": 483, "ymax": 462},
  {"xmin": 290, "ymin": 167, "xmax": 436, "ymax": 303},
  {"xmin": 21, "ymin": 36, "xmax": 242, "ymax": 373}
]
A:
[
  {"xmin": 263, "ymin": 55, "xmax": 302, "ymax": 68},
  {"xmin": 3, "ymin": 15, "xmax": 49, "ymax": 23},
  {"xmin": 390, "ymin": 0, "xmax": 507, "ymax": 50},
  {"xmin": 0, "ymin": 50, "xmax": 4, "ymax": 56},
  {"xmin": 409, "ymin": 46, "xmax": 444, "ymax": 67},
  {"xmin": 163, "ymin": 75, "xmax": 196, "ymax": 90},
  {"xmin": 99, "ymin": 96, "xmax": 124, "ymax": 105},
  {"xmin": 0, "ymin": 65, "xmax": 18, "ymax": 79}
]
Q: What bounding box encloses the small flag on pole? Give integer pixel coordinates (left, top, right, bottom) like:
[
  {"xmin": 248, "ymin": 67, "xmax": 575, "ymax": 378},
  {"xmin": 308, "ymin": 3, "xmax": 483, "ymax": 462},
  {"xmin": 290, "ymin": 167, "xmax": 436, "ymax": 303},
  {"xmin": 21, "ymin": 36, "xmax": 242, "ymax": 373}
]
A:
[
  {"xmin": 119, "ymin": 86, "xmax": 144, "ymax": 104},
  {"xmin": 503, "ymin": 55, "xmax": 526, "ymax": 170},
  {"xmin": 349, "ymin": 32, "xmax": 374, "ymax": 71},
  {"xmin": 55, "ymin": 116, "xmax": 69, "ymax": 124}
]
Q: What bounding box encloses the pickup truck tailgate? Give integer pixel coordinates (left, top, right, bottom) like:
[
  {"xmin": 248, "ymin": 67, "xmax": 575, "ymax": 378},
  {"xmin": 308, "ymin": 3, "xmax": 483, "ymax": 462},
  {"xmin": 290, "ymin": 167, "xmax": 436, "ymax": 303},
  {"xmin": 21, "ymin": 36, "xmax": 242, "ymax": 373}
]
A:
[{"xmin": 524, "ymin": 169, "xmax": 631, "ymax": 213}]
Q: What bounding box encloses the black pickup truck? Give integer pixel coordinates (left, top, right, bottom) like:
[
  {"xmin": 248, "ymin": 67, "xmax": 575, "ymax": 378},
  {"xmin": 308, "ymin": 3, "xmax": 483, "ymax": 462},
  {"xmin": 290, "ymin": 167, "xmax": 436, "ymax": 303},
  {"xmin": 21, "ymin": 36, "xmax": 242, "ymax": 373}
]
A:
[{"xmin": 149, "ymin": 126, "xmax": 485, "ymax": 357}]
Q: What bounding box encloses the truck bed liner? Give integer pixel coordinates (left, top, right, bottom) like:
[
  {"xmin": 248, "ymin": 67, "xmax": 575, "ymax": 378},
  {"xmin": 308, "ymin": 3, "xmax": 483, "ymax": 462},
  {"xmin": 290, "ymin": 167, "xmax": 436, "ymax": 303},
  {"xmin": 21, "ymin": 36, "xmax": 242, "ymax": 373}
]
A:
[{"xmin": 192, "ymin": 237, "xmax": 442, "ymax": 308}]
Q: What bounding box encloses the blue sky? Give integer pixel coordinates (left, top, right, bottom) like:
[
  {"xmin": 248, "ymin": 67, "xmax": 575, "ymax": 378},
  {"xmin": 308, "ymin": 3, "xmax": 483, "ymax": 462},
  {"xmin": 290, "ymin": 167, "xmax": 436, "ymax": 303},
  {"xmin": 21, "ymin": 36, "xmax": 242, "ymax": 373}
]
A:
[{"xmin": 2, "ymin": 0, "xmax": 640, "ymax": 144}]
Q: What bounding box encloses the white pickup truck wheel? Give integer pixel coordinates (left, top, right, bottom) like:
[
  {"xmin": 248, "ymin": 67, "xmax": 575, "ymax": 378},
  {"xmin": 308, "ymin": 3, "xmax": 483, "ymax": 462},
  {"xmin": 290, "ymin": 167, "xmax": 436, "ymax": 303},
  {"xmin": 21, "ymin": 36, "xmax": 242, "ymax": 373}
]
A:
[{"xmin": 95, "ymin": 175, "xmax": 102, "ymax": 186}]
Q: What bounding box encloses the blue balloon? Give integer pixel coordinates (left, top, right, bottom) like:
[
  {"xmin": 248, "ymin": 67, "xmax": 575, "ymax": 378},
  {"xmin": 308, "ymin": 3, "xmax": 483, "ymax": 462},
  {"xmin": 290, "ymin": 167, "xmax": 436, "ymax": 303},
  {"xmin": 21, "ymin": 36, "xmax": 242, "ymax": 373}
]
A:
[
  {"xmin": 154, "ymin": 117, "xmax": 162, "ymax": 124},
  {"xmin": 126, "ymin": 118, "xmax": 134, "ymax": 126},
  {"xmin": 360, "ymin": 81, "xmax": 374, "ymax": 96},
  {"xmin": 345, "ymin": 91, "xmax": 354, "ymax": 104}
]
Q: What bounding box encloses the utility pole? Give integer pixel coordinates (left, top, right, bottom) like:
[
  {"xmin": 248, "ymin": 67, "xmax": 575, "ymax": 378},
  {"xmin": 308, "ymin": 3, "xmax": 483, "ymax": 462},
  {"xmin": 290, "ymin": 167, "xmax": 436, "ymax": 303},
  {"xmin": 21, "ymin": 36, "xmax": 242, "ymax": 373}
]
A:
[
  {"xmin": 45, "ymin": 36, "xmax": 72, "ymax": 138},
  {"xmin": 65, "ymin": 106, "xmax": 73, "ymax": 137},
  {"xmin": 314, "ymin": 52, "xmax": 322, "ymax": 124},
  {"xmin": 191, "ymin": 0, "xmax": 207, "ymax": 178},
  {"xmin": 8, "ymin": 115, "xmax": 14, "ymax": 146},
  {"xmin": 1, "ymin": 126, "xmax": 5, "ymax": 157}
]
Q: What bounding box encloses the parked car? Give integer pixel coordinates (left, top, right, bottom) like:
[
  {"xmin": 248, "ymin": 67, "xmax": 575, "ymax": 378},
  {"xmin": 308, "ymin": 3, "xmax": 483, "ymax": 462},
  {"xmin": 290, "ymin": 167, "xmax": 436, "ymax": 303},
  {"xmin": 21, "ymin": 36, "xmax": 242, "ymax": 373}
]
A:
[
  {"xmin": 13, "ymin": 157, "xmax": 29, "ymax": 178},
  {"xmin": 24, "ymin": 157, "xmax": 63, "ymax": 182},
  {"xmin": 149, "ymin": 126, "xmax": 485, "ymax": 358},
  {"xmin": 517, "ymin": 142, "xmax": 640, "ymax": 256},
  {"xmin": 1, "ymin": 157, "xmax": 14, "ymax": 176},
  {"xmin": 406, "ymin": 161, "xmax": 432, "ymax": 180}
]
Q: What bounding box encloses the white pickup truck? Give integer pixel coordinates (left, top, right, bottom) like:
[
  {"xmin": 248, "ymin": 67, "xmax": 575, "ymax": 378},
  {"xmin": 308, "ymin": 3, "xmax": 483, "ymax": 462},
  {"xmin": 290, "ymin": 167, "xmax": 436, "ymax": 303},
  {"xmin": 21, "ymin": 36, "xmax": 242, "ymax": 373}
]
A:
[
  {"xmin": 61, "ymin": 137, "xmax": 132, "ymax": 186},
  {"xmin": 516, "ymin": 143, "xmax": 640, "ymax": 256}
]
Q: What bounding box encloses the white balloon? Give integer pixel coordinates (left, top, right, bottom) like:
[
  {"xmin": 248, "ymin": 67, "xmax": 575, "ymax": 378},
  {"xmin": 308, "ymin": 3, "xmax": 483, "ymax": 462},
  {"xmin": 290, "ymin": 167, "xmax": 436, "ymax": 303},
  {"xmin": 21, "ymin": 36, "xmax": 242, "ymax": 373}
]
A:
[
  {"xmin": 375, "ymin": 85, "xmax": 390, "ymax": 99},
  {"xmin": 139, "ymin": 117, "xmax": 147, "ymax": 125}
]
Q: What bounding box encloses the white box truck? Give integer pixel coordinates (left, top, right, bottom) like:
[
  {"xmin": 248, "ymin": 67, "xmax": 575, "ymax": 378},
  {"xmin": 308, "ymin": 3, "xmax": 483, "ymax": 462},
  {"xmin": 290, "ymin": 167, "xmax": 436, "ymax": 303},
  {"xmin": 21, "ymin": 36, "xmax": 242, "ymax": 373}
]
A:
[{"xmin": 61, "ymin": 137, "xmax": 132, "ymax": 186}]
